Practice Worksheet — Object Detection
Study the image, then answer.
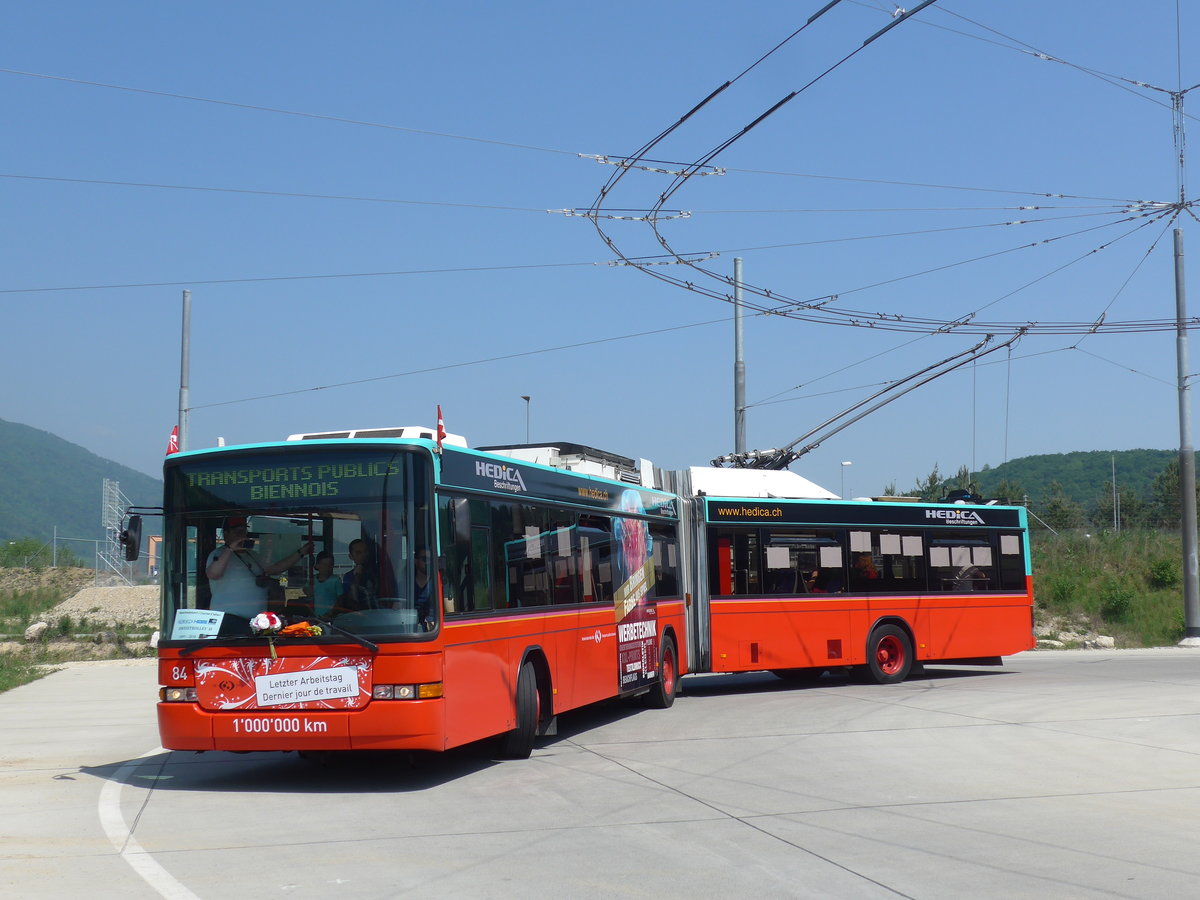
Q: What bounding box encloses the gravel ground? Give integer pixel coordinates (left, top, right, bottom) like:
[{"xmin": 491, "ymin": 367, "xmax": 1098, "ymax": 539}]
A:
[
  {"xmin": 47, "ymin": 585, "xmax": 159, "ymax": 629},
  {"xmin": 0, "ymin": 580, "xmax": 159, "ymax": 657},
  {"xmin": 0, "ymin": 583, "xmax": 159, "ymax": 656}
]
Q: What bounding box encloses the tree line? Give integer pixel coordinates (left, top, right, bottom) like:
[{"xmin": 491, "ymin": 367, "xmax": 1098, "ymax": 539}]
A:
[{"xmin": 885, "ymin": 457, "xmax": 1196, "ymax": 532}]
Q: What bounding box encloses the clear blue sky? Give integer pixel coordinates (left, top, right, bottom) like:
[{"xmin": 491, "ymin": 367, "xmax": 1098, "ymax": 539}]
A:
[{"xmin": 2, "ymin": 1, "xmax": 1195, "ymax": 498}]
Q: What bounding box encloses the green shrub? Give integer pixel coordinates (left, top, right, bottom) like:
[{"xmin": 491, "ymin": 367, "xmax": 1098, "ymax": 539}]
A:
[
  {"xmin": 1043, "ymin": 574, "xmax": 1077, "ymax": 606},
  {"xmin": 1100, "ymin": 584, "xmax": 1135, "ymax": 622},
  {"xmin": 1148, "ymin": 559, "xmax": 1181, "ymax": 589}
]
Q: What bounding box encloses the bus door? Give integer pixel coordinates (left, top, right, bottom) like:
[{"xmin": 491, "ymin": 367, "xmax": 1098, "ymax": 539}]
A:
[
  {"xmin": 568, "ymin": 521, "xmax": 619, "ymax": 707},
  {"xmin": 438, "ymin": 495, "xmax": 516, "ymax": 747}
]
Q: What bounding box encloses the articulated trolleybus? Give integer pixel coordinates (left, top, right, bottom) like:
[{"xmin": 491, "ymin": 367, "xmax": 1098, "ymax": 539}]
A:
[{"xmin": 131, "ymin": 427, "xmax": 1033, "ymax": 758}]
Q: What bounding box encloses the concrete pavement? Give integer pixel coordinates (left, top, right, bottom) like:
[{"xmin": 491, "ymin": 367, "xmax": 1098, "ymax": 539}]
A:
[{"xmin": 4, "ymin": 650, "xmax": 1200, "ymax": 898}]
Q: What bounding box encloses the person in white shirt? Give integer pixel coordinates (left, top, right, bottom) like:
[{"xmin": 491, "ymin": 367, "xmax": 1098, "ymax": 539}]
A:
[{"xmin": 205, "ymin": 516, "xmax": 312, "ymax": 618}]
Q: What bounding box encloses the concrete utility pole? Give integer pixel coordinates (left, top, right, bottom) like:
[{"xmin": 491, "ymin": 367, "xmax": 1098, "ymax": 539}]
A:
[
  {"xmin": 733, "ymin": 257, "xmax": 746, "ymax": 455},
  {"xmin": 1175, "ymin": 231, "xmax": 1200, "ymax": 638},
  {"xmin": 179, "ymin": 289, "xmax": 191, "ymax": 452}
]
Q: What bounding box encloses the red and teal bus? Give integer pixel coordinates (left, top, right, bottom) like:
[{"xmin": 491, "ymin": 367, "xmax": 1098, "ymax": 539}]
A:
[
  {"xmin": 144, "ymin": 430, "xmax": 682, "ymax": 758},
  {"xmin": 131, "ymin": 429, "xmax": 1033, "ymax": 758},
  {"xmin": 672, "ymin": 466, "xmax": 1035, "ymax": 684}
]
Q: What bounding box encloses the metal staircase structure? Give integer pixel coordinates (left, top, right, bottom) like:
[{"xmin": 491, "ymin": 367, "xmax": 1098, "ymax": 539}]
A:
[{"xmin": 99, "ymin": 478, "xmax": 134, "ymax": 585}]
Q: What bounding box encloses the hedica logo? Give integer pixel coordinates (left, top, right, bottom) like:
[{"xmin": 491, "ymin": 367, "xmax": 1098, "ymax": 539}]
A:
[
  {"xmin": 925, "ymin": 509, "xmax": 985, "ymax": 525},
  {"xmin": 475, "ymin": 461, "xmax": 528, "ymax": 494}
]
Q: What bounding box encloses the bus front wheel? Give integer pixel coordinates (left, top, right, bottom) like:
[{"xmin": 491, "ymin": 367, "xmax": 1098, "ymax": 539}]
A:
[
  {"xmin": 496, "ymin": 661, "xmax": 539, "ymax": 759},
  {"xmin": 866, "ymin": 624, "xmax": 912, "ymax": 685}
]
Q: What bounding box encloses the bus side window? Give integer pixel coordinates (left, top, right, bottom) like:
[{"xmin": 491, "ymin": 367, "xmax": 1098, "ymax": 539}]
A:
[
  {"xmin": 439, "ymin": 494, "xmax": 494, "ymax": 614},
  {"xmin": 545, "ymin": 522, "xmax": 579, "ymax": 606},
  {"xmin": 577, "ymin": 516, "xmax": 612, "ymax": 604},
  {"xmin": 844, "ymin": 530, "xmax": 926, "ymax": 593},
  {"xmin": 707, "ymin": 528, "xmax": 760, "ymax": 596},
  {"xmin": 929, "ymin": 534, "xmax": 995, "ymax": 591},
  {"xmin": 996, "ymin": 533, "xmax": 1024, "ymax": 590},
  {"xmin": 762, "ymin": 538, "xmax": 795, "ymax": 595},
  {"xmin": 467, "ymin": 526, "xmax": 492, "ymax": 611},
  {"xmin": 650, "ymin": 524, "xmax": 679, "ymax": 597}
]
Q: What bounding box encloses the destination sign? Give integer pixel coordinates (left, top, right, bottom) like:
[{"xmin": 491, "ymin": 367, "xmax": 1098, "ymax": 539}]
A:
[{"xmin": 168, "ymin": 449, "xmax": 416, "ymax": 509}]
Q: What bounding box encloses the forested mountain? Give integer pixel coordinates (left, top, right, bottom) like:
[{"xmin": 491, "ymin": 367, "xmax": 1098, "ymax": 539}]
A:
[
  {"xmin": 973, "ymin": 449, "xmax": 1176, "ymax": 506},
  {"xmin": 0, "ymin": 417, "xmax": 161, "ymax": 544},
  {"xmin": 890, "ymin": 448, "xmax": 1187, "ymax": 530}
]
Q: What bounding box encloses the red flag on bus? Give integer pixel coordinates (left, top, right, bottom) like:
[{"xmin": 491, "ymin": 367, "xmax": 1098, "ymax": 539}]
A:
[
  {"xmin": 436, "ymin": 406, "xmax": 446, "ymax": 452},
  {"xmin": 166, "ymin": 425, "xmax": 180, "ymax": 455}
]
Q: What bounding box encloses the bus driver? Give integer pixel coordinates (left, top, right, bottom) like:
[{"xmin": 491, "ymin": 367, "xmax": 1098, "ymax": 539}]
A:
[{"xmin": 206, "ymin": 517, "xmax": 312, "ymax": 618}]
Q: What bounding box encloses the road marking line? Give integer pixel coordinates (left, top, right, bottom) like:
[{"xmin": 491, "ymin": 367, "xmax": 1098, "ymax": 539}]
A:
[{"xmin": 98, "ymin": 746, "xmax": 200, "ymax": 900}]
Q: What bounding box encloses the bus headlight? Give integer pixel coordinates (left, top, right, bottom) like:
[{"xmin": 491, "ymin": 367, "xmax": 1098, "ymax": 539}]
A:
[
  {"xmin": 371, "ymin": 683, "xmax": 443, "ymax": 700},
  {"xmin": 161, "ymin": 687, "xmax": 198, "ymax": 702}
]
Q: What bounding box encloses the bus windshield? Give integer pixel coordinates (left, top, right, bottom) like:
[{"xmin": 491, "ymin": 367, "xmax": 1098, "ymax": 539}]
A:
[{"xmin": 161, "ymin": 446, "xmax": 435, "ymax": 641}]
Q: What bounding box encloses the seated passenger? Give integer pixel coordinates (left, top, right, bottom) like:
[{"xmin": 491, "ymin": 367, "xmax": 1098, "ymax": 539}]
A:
[
  {"xmin": 304, "ymin": 550, "xmax": 343, "ymax": 617},
  {"xmin": 954, "ymin": 563, "xmax": 987, "ymax": 591},
  {"xmin": 849, "ymin": 553, "xmax": 879, "ymax": 589},
  {"xmin": 811, "ymin": 568, "xmax": 844, "ymax": 593},
  {"xmin": 341, "ymin": 539, "xmax": 379, "ymax": 610}
]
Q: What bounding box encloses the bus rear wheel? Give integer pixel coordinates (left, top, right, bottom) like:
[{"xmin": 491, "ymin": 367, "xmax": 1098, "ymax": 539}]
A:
[
  {"xmin": 866, "ymin": 624, "xmax": 913, "ymax": 685},
  {"xmin": 643, "ymin": 637, "xmax": 678, "ymax": 709},
  {"xmin": 496, "ymin": 661, "xmax": 539, "ymax": 759}
]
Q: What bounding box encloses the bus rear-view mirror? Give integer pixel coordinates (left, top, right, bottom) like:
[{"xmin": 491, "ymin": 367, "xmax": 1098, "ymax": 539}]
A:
[{"xmin": 121, "ymin": 515, "xmax": 142, "ymax": 561}]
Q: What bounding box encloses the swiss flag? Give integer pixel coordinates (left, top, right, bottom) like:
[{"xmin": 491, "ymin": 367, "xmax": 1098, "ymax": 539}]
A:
[
  {"xmin": 436, "ymin": 406, "xmax": 446, "ymax": 452},
  {"xmin": 166, "ymin": 425, "xmax": 180, "ymax": 455}
]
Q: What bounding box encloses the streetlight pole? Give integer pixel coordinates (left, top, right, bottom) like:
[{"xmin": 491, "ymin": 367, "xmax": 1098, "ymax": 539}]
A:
[
  {"xmin": 1174, "ymin": 229, "xmax": 1200, "ymax": 638},
  {"xmin": 733, "ymin": 256, "xmax": 746, "ymax": 455},
  {"xmin": 179, "ymin": 289, "xmax": 191, "ymax": 452},
  {"xmin": 841, "ymin": 461, "xmax": 852, "ymax": 499},
  {"xmin": 521, "ymin": 395, "xmax": 531, "ymax": 443}
]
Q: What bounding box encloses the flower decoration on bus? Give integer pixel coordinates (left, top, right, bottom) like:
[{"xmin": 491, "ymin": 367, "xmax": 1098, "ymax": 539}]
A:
[
  {"xmin": 250, "ymin": 611, "xmax": 283, "ymax": 659},
  {"xmin": 249, "ymin": 612, "xmax": 283, "ymax": 634}
]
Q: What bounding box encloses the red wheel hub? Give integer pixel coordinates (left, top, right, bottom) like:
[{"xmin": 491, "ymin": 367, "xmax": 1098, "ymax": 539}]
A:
[{"xmin": 875, "ymin": 635, "xmax": 905, "ymax": 675}]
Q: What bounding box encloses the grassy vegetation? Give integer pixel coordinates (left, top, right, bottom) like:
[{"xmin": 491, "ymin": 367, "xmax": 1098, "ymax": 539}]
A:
[
  {"xmin": 1032, "ymin": 529, "xmax": 1189, "ymax": 647},
  {"xmin": 0, "ymin": 586, "xmax": 154, "ymax": 694}
]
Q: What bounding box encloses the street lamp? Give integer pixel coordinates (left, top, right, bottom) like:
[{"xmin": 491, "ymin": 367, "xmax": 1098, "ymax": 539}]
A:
[
  {"xmin": 840, "ymin": 461, "xmax": 852, "ymax": 499},
  {"xmin": 521, "ymin": 395, "xmax": 531, "ymax": 443}
]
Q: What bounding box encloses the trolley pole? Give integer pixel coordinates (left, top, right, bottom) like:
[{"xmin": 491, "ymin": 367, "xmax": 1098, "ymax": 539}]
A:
[
  {"xmin": 1174, "ymin": 230, "xmax": 1200, "ymax": 638},
  {"xmin": 179, "ymin": 289, "xmax": 191, "ymax": 452},
  {"xmin": 733, "ymin": 257, "xmax": 746, "ymax": 456}
]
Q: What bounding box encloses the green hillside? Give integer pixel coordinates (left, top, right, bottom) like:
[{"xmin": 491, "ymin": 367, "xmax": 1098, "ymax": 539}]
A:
[
  {"xmin": 884, "ymin": 448, "xmax": 1188, "ymax": 530},
  {"xmin": 0, "ymin": 417, "xmax": 162, "ymax": 544},
  {"xmin": 973, "ymin": 449, "xmax": 1176, "ymax": 506}
]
